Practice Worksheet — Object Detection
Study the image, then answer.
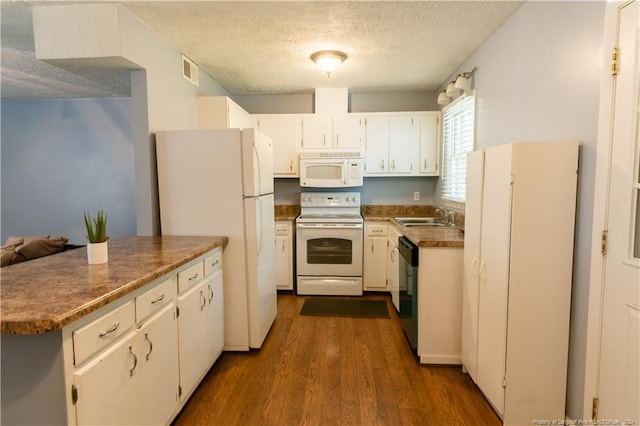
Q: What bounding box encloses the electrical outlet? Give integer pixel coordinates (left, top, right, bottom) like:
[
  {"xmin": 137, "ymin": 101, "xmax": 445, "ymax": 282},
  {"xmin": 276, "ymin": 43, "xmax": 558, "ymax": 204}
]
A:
[{"xmin": 413, "ymin": 192, "xmax": 420, "ymax": 201}]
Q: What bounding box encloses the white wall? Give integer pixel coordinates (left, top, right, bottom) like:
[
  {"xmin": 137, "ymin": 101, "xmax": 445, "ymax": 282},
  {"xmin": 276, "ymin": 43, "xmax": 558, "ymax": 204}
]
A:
[{"xmin": 436, "ymin": 2, "xmax": 605, "ymax": 418}]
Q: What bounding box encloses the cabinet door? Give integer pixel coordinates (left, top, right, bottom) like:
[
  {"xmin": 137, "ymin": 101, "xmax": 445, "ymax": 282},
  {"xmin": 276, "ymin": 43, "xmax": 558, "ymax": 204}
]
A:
[
  {"xmin": 387, "ymin": 243, "xmax": 399, "ymax": 311},
  {"xmin": 476, "ymin": 144, "xmax": 513, "ymax": 416},
  {"xmin": 275, "ymin": 235, "xmax": 293, "ymax": 290},
  {"xmin": 205, "ymin": 270, "xmax": 225, "ymax": 365},
  {"xmin": 363, "ymin": 237, "xmax": 388, "ymax": 290},
  {"xmin": 301, "ymin": 115, "xmax": 332, "ymax": 149},
  {"xmin": 137, "ymin": 303, "xmax": 179, "ymax": 425},
  {"xmin": 256, "ymin": 115, "xmax": 300, "ymax": 177},
  {"xmin": 332, "ymin": 115, "xmax": 364, "ymax": 149},
  {"xmin": 419, "ymin": 114, "xmax": 440, "ymax": 175},
  {"xmin": 461, "ymin": 149, "xmax": 485, "ymax": 383},
  {"xmin": 73, "ymin": 330, "xmax": 140, "ymax": 426},
  {"xmin": 177, "ymin": 280, "xmax": 208, "ymax": 402},
  {"xmin": 365, "ymin": 115, "xmax": 389, "ymax": 174},
  {"xmin": 388, "ymin": 115, "xmax": 417, "ymax": 173}
]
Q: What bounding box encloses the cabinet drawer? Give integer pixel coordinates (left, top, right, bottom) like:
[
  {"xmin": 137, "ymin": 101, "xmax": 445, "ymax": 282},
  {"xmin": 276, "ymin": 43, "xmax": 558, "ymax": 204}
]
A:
[
  {"xmin": 178, "ymin": 262, "xmax": 204, "ymax": 294},
  {"xmin": 366, "ymin": 223, "xmax": 388, "ymax": 237},
  {"xmin": 72, "ymin": 301, "xmax": 135, "ymax": 366},
  {"xmin": 275, "ymin": 222, "xmax": 291, "ymax": 236},
  {"xmin": 135, "ymin": 277, "xmax": 176, "ymax": 323},
  {"xmin": 204, "ymin": 249, "xmax": 222, "ymax": 277}
]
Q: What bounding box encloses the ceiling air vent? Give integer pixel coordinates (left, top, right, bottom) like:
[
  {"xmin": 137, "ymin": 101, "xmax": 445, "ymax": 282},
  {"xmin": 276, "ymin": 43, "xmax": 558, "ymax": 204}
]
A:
[{"xmin": 182, "ymin": 54, "xmax": 199, "ymax": 86}]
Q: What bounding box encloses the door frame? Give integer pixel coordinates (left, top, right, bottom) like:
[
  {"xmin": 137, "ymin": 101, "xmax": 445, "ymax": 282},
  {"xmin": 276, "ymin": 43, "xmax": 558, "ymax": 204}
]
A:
[{"xmin": 583, "ymin": 0, "xmax": 637, "ymax": 420}]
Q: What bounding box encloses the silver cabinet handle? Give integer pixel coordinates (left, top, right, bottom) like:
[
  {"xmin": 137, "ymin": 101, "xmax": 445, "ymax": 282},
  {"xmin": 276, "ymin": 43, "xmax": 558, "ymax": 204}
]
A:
[
  {"xmin": 98, "ymin": 322, "xmax": 119, "ymax": 337},
  {"xmin": 150, "ymin": 294, "xmax": 165, "ymax": 304},
  {"xmin": 424, "ymin": 159, "xmax": 427, "ymax": 169},
  {"xmin": 144, "ymin": 333, "xmax": 153, "ymax": 361},
  {"xmin": 210, "ymin": 259, "xmax": 219, "ymax": 268},
  {"xmin": 129, "ymin": 346, "xmax": 138, "ymax": 377},
  {"xmin": 323, "ymin": 134, "xmax": 327, "ymax": 146},
  {"xmin": 336, "ymin": 134, "xmax": 339, "ymax": 145},
  {"xmin": 392, "ymin": 159, "xmax": 396, "ymax": 170},
  {"xmin": 200, "ymin": 290, "xmax": 206, "ymax": 311},
  {"xmin": 208, "ymin": 284, "xmax": 214, "ymax": 303},
  {"xmin": 188, "ymin": 273, "xmax": 199, "ymax": 281},
  {"xmin": 289, "ymin": 160, "xmax": 293, "ymax": 171},
  {"xmin": 380, "ymin": 160, "xmax": 385, "ymax": 170}
]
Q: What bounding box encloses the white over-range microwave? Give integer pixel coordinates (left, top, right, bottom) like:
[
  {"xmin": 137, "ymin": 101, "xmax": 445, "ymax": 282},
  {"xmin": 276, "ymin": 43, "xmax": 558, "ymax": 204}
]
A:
[{"xmin": 299, "ymin": 151, "xmax": 364, "ymax": 188}]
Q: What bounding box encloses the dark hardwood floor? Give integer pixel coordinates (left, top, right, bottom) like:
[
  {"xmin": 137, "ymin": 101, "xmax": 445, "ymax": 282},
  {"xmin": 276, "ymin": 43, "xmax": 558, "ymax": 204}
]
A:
[{"xmin": 172, "ymin": 293, "xmax": 501, "ymax": 426}]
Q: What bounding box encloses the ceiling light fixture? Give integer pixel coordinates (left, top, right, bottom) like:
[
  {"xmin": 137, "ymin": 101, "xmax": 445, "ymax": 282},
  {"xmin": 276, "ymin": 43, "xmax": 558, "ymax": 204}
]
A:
[
  {"xmin": 311, "ymin": 50, "xmax": 347, "ymax": 78},
  {"xmin": 454, "ymin": 66, "xmax": 479, "ymax": 93},
  {"xmin": 437, "ymin": 66, "xmax": 478, "ymax": 106}
]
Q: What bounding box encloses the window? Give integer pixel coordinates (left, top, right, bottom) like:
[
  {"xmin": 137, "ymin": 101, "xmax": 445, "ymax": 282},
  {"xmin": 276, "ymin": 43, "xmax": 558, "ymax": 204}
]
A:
[{"xmin": 441, "ymin": 95, "xmax": 475, "ymax": 203}]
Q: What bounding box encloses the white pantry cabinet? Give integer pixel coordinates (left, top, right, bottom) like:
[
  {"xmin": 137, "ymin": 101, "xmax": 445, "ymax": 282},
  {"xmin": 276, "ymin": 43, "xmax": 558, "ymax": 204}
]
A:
[
  {"xmin": 197, "ymin": 96, "xmax": 252, "ymax": 130},
  {"xmin": 363, "ymin": 222, "xmax": 388, "ymax": 291},
  {"xmin": 364, "ymin": 114, "xmax": 419, "ymax": 175},
  {"xmin": 254, "ymin": 115, "xmax": 301, "ymax": 177},
  {"xmin": 463, "ymin": 142, "xmax": 579, "ymax": 425},
  {"xmin": 275, "ymin": 221, "xmax": 294, "ymax": 290},
  {"xmin": 300, "ymin": 114, "xmax": 364, "ymax": 150}
]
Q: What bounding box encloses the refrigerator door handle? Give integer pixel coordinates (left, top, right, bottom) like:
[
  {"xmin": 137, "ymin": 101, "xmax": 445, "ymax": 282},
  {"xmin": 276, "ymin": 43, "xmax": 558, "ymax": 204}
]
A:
[
  {"xmin": 256, "ymin": 197, "xmax": 263, "ymax": 260},
  {"xmin": 253, "ymin": 142, "xmax": 262, "ymax": 195}
]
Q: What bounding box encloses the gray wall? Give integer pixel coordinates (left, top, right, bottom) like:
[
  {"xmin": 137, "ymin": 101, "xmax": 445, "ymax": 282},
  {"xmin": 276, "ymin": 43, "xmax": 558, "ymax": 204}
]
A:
[
  {"xmin": 435, "ymin": 1, "xmax": 604, "ymax": 418},
  {"xmin": 1, "ymin": 98, "xmax": 137, "ymax": 245}
]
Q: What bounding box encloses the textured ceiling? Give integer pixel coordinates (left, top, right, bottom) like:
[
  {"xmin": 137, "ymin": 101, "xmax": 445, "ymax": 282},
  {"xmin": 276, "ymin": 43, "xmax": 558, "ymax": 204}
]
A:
[{"xmin": 1, "ymin": 1, "xmax": 523, "ymax": 98}]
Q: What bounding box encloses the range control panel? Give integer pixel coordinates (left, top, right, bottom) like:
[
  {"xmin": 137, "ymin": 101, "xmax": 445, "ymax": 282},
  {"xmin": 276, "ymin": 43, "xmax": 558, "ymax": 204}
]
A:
[{"xmin": 300, "ymin": 192, "xmax": 361, "ymax": 208}]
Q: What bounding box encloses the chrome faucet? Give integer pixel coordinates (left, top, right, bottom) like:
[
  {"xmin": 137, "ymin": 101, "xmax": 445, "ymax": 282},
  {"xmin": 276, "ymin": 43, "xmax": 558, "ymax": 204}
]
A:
[
  {"xmin": 448, "ymin": 211, "xmax": 457, "ymax": 226},
  {"xmin": 435, "ymin": 207, "xmax": 448, "ymax": 222}
]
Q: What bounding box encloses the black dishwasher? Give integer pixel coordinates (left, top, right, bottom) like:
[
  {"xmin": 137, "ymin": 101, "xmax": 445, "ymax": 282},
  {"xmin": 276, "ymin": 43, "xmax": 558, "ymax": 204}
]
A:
[{"xmin": 398, "ymin": 236, "xmax": 419, "ymax": 351}]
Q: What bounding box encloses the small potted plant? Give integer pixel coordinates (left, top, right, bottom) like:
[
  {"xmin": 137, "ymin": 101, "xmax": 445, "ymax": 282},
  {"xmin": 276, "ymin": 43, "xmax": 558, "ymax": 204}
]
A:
[{"xmin": 84, "ymin": 210, "xmax": 108, "ymax": 264}]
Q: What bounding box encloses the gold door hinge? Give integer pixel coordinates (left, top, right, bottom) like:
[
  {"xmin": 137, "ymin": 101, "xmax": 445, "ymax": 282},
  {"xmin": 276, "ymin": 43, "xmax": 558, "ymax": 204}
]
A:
[
  {"xmin": 611, "ymin": 47, "xmax": 619, "ymax": 76},
  {"xmin": 592, "ymin": 397, "xmax": 599, "ymax": 420},
  {"xmin": 71, "ymin": 384, "xmax": 78, "ymax": 405},
  {"xmin": 601, "ymin": 230, "xmax": 608, "ymax": 256}
]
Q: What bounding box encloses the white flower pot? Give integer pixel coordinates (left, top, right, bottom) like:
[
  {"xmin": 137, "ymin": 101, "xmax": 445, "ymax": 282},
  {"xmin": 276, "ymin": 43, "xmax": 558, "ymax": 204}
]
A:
[{"xmin": 87, "ymin": 241, "xmax": 108, "ymax": 265}]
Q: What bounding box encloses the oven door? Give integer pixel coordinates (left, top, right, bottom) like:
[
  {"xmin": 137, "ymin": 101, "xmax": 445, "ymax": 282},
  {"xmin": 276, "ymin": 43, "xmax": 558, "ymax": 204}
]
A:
[{"xmin": 296, "ymin": 222, "xmax": 363, "ymax": 276}]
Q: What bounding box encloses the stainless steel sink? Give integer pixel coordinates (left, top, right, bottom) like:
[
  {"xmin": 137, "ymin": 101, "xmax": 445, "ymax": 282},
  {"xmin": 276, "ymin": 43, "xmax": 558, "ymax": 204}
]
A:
[{"xmin": 393, "ymin": 217, "xmax": 453, "ymax": 228}]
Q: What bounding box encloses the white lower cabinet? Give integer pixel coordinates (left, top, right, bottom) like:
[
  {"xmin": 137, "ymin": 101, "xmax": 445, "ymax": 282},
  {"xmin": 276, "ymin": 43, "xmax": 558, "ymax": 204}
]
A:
[
  {"xmin": 0, "ymin": 247, "xmax": 224, "ymax": 426},
  {"xmin": 417, "ymin": 247, "xmax": 463, "ymax": 365},
  {"xmin": 363, "ymin": 222, "xmax": 388, "ymax": 291},
  {"xmin": 387, "ymin": 225, "xmax": 402, "ymax": 311},
  {"xmin": 275, "ymin": 221, "xmax": 294, "ymax": 290}
]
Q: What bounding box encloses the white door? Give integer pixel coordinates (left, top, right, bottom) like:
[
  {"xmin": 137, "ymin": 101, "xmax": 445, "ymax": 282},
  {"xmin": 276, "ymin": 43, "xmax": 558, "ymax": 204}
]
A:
[
  {"xmin": 177, "ymin": 281, "xmax": 208, "ymax": 401},
  {"xmin": 462, "ymin": 149, "xmax": 485, "ymax": 383},
  {"xmin": 138, "ymin": 303, "xmax": 179, "ymax": 425},
  {"xmin": 333, "ymin": 115, "xmax": 364, "ymax": 149},
  {"xmin": 256, "ymin": 115, "xmax": 300, "ymax": 176},
  {"xmin": 388, "ymin": 115, "xmax": 416, "ymax": 173},
  {"xmin": 476, "ymin": 143, "xmax": 513, "ymax": 416},
  {"xmin": 597, "ymin": 1, "xmax": 640, "ymax": 422},
  {"xmin": 241, "ymin": 128, "xmax": 274, "ymax": 196},
  {"xmin": 365, "ymin": 115, "xmax": 389, "ymax": 173},
  {"xmin": 419, "ymin": 114, "xmax": 440, "ymax": 175},
  {"xmin": 301, "ymin": 115, "xmax": 332, "ymax": 149}
]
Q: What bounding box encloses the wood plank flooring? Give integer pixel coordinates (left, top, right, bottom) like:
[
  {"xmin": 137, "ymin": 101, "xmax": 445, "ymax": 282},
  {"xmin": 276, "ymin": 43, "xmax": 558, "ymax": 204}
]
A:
[{"xmin": 172, "ymin": 293, "xmax": 501, "ymax": 426}]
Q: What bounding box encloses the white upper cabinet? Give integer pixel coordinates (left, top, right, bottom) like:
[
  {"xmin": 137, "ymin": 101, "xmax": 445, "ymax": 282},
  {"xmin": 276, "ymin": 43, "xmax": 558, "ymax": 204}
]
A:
[
  {"xmin": 364, "ymin": 114, "xmax": 419, "ymax": 175},
  {"xmin": 197, "ymin": 96, "xmax": 252, "ymax": 130},
  {"xmin": 254, "ymin": 115, "xmax": 301, "ymax": 177},
  {"xmin": 418, "ymin": 113, "xmax": 440, "ymax": 175},
  {"xmin": 300, "ymin": 114, "xmax": 364, "ymax": 150}
]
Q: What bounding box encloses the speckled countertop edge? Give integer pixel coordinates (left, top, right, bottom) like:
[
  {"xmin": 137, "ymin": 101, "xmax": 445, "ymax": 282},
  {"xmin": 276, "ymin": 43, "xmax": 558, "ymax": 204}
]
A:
[{"xmin": 1, "ymin": 236, "xmax": 227, "ymax": 335}]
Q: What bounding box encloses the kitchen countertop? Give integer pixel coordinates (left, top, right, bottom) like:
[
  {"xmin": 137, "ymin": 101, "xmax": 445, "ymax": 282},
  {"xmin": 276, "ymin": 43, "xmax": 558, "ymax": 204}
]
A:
[
  {"xmin": 362, "ymin": 206, "xmax": 464, "ymax": 248},
  {"xmin": 1, "ymin": 235, "xmax": 228, "ymax": 335},
  {"xmin": 275, "ymin": 204, "xmax": 300, "ymax": 221}
]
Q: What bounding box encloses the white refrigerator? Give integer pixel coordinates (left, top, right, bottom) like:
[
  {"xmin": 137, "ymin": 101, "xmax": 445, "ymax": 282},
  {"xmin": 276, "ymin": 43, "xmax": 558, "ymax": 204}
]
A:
[{"xmin": 155, "ymin": 128, "xmax": 277, "ymax": 350}]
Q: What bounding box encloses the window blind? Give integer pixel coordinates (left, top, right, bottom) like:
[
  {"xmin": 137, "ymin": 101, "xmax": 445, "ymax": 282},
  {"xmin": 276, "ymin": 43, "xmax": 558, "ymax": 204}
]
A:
[{"xmin": 441, "ymin": 95, "xmax": 475, "ymax": 203}]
